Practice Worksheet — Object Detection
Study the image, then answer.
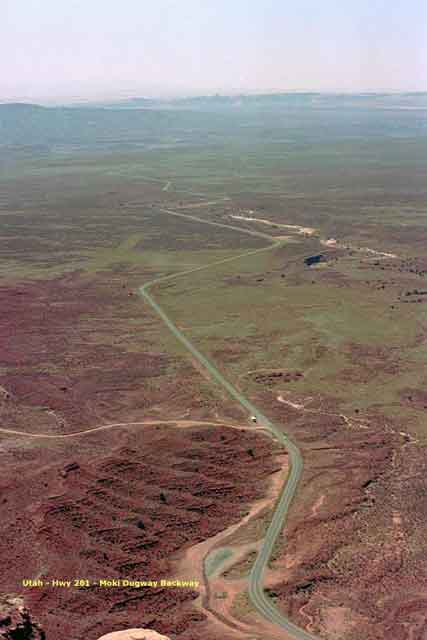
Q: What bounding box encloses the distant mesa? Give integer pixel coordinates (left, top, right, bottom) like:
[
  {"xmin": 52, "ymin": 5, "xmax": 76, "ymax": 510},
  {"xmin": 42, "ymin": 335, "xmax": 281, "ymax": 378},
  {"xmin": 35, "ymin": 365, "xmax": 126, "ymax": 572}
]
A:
[
  {"xmin": 0, "ymin": 102, "xmax": 46, "ymax": 109},
  {"xmin": 97, "ymin": 631, "xmax": 171, "ymax": 640}
]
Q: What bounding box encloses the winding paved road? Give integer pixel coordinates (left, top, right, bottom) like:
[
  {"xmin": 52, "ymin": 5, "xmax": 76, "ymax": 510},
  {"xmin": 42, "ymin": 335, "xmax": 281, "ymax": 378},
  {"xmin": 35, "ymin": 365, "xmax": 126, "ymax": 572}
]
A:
[
  {"xmin": 3, "ymin": 188, "xmax": 399, "ymax": 638},
  {"xmin": 0, "ymin": 205, "xmax": 319, "ymax": 639},
  {"xmin": 139, "ymin": 207, "xmax": 319, "ymax": 640}
]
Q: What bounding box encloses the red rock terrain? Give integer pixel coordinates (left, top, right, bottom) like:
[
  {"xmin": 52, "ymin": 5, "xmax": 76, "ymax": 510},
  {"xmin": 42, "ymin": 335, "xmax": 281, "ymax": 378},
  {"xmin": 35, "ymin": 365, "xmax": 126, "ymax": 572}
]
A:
[
  {"xmin": 0, "ymin": 272, "xmax": 243, "ymax": 435},
  {"xmin": 0, "ymin": 274, "xmax": 281, "ymax": 639},
  {"xmin": 258, "ymin": 392, "xmax": 427, "ymax": 640},
  {"xmin": 0, "ymin": 422, "xmax": 280, "ymax": 639},
  {"xmin": 3, "ymin": 268, "xmax": 426, "ymax": 640}
]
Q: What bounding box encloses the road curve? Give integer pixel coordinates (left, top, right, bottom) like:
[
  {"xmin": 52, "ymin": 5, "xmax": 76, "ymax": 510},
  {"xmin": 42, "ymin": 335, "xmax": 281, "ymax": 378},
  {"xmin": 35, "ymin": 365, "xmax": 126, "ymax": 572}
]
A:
[{"xmin": 139, "ymin": 207, "xmax": 319, "ymax": 640}]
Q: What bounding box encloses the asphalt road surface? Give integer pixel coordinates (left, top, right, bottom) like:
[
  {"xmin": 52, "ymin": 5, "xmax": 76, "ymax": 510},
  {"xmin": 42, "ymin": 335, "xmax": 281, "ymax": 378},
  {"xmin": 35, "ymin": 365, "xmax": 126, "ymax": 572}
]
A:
[{"xmin": 138, "ymin": 207, "xmax": 319, "ymax": 640}]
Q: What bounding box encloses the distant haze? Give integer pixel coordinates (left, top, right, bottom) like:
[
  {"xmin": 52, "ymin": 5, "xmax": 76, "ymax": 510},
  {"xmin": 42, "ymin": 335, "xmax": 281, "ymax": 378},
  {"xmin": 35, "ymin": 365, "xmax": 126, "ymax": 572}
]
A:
[{"xmin": 2, "ymin": 0, "xmax": 427, "ymax": 102}]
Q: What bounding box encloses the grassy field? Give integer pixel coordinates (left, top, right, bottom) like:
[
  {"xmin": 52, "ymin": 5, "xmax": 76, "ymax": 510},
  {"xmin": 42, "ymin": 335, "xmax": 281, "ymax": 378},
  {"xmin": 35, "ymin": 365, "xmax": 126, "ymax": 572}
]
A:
[
  {"xmin": 1, "ymin": 98, "xmax": 426, "ymax": 439},
  {"xmin": 153, "ymin": 231, "xmax": 427, "ymax": 436}
]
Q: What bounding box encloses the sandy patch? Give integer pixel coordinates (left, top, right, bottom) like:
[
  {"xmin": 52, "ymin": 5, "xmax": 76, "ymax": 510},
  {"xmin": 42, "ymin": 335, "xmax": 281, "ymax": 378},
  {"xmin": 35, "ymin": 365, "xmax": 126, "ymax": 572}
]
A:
[
  {"xmin": 311, "ymin": 494, "xmax": 326, "ymax": 518},
  {"xmin": 277, "ymin": 394, "xmax": 305, "ymax": 410},
  {"xmin": 230, "ymin": 214, "xmax": 316, "ymax": 236},
  {"xmin": 173, "ymin": 452, "xmax": 289, "ymax": 638}
]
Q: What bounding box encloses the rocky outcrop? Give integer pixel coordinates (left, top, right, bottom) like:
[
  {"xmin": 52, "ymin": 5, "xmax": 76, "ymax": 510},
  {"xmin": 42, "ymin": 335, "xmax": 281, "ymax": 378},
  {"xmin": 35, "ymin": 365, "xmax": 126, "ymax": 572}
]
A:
[
  {"xmin": 0, "ymin": 596, "xmax": 45, "ymax": 639},
  {"xmin": 98, "ymin": 630, "xmax": 171, "ymax": 640}
]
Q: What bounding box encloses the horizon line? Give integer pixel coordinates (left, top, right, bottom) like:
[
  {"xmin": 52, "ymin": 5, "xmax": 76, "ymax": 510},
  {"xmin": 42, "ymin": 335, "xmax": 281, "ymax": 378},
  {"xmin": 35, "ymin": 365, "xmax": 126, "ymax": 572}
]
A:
[{"xmin": 1, "ymin": 88, "xmax": 427, "ymax": 107}]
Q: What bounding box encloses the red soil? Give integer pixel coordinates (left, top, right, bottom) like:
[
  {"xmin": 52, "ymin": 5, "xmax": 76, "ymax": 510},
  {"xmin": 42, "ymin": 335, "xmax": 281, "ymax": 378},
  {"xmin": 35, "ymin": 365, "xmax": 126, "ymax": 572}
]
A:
[
  {"xmin": 0, "ymin": 273, "xmax": 242, "ymax": 435},
  {"xmin": 0, "ymin": 274, "xmax": 171, "ymax": 432},
  {"xmin": 0, "ymin": 423, "xmax": 280, "ymax": 639},
  {"xmin": 258, "ymin": 390, "xmax": 427, "ymax": 639},
  {"xmin": 0, "ymin": 273, "xmax": 276, "ymax": 638}
]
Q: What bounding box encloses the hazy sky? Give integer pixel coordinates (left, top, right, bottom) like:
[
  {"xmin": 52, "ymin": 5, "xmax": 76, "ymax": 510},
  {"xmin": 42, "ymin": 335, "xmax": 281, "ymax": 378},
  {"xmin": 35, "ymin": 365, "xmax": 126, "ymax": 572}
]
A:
[{"xmin": 2, "ymin": 0, "xmax": 426, "ymax": 101}]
